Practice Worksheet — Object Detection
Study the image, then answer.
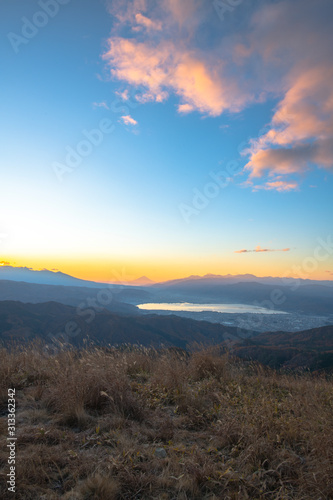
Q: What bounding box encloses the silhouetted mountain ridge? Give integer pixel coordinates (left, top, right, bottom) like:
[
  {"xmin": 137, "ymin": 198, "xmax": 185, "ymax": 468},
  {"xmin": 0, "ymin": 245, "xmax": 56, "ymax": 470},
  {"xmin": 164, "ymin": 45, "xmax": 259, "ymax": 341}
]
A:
[
  {"xmin": 0, "ymin": 280, "xmax": 149, "ymax": 311},
  {"xmin": 156, "ymin": 274, "xmax": 333, "ymax": 288}
]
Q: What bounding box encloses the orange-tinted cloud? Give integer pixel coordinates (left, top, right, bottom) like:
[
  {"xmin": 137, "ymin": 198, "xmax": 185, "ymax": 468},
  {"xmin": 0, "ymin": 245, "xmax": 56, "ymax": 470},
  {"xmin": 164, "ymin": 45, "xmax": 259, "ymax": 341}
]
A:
[
  {"xmin": 134, "ymin": 13, "xmax": 162, "ymax": 31},
  {"xmin": 242, "ymin": 1, "xmax": 333, "ymax": 188},
  {"xmin": 106, "ymin": 0, "xmax": 147, "ymax": 24},
  {"xmin": 0, "ymin": 261, "xmax": 10, "ymax": 266},
  {"xmin": 103, "ymin": 37, "xmax": 246, "ymax": 116},
  {"xmin": 235, "ymin": 246, "xmax": 291, "ymax": 254},
  {"xmin": 121, "ymin": 114, "xmax": 138, "ymax": 126},
  {"xmin": 252, "ymin": 180, "xmax": 299, "ymax": 192},
  {"xmin": 244, "ymin": 66, "xmax": 333, "ymax": 181},
  {"xmin": 162, "ymin": 0, "xmax": 199, "ymax": 25}
]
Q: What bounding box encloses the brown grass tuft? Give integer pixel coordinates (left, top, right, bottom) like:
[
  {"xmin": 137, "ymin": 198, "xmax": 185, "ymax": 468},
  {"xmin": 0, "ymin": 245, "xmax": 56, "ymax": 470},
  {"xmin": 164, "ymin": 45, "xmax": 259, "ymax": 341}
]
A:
[{"xmin": 0, "ymin": 343, "xmax": 332, "ymax": 499}]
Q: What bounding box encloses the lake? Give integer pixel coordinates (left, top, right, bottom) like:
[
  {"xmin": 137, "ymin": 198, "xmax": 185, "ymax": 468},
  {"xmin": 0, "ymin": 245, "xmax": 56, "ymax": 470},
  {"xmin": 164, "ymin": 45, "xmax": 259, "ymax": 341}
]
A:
[{"xmin": 137, "ymin": 303, "xmax": 288, "ymax": 314}]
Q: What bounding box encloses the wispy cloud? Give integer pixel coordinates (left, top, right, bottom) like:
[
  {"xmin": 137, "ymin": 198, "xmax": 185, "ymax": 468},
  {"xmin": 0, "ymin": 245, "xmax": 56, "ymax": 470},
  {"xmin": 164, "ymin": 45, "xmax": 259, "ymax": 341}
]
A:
[
  {"xmin": 116, "ymin": 89, "xmax": 129, "ymax": 101},
  {"xmin": 251, "ymin": 180, "xmax": 299, "ymax": 192},
  {"xmin": 134, "ymin": 13, "xmax": 162, "ymax": 31},
  {"xmin": 121, "ymin": 114, "xmax": 138, "ymax": 126},
  {"xmin": 0, "ymin": 261, "xmax": 10, "ymax": 266},
  {"xmin": 235, "ymin": 246, "xmax": 291, "ymax": 254},
  {"xmin": 92, "ymin": 101, "xmax": 109, "ymax": 110}
]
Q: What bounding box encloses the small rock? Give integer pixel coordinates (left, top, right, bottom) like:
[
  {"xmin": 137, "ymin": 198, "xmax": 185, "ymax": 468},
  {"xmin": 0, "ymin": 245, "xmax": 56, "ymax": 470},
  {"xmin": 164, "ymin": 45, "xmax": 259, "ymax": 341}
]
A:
[{"xmin": 155, "ymin": 447, "xmax": 167, "ymax": 459}]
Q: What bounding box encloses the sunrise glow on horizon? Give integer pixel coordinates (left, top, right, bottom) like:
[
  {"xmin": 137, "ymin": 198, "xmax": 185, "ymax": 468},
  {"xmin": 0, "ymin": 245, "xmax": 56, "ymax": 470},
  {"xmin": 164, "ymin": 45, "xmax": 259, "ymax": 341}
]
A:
[
  {"xmin": 1, "ymin": 0, "xmax": 332, "ymax": 284},
  {"xmin": 1, "ymin": 255, "xmax": 332, "ymax": 284}
]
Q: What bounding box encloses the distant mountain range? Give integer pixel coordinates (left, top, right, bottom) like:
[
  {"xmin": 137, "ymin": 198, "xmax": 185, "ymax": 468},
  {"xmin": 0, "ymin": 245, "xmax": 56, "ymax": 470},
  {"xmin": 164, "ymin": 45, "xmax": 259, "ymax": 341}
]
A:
[
  {"xmin": 1, "ymin": 266, "xmax": 333, "ymax": 289},
  {"xmin": 1, "ymin": 267, "xmax": 333, "ymax": 316},
  {"xmin": 125, "ymin": 276, "xmax": 156, "ymax": 286},
  {"xmin": 156, "ymin": 273, "xmax": 333, "ymax": 288},
  {"xmin": 0, "ymin": 280, "xmax": 148, "ymax": 312},
  {"xmin": 0, "ymin": 266, "xmax": 109, "ymax": 288},
  {"xmin": 0, "ymin": 266, "xmax": 155, "ymax": 288}
]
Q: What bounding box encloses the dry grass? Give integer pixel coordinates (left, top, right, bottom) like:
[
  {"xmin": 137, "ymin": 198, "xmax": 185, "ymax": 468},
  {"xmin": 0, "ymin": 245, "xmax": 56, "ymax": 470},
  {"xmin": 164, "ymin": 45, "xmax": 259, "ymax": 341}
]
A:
[{"xmin": 0, "ymin": 343, "xmax": 332, "ymax": 499}]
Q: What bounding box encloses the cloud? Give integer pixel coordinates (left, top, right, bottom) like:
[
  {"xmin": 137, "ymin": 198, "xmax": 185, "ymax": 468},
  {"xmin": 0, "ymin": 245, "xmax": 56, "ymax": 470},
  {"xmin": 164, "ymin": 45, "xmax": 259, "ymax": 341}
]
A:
[
  {"xmin": 103, "ymin": 0, "xmax": 250, "ymax": 117},
  {"xmin": 326, "ymin": 271, "xmax": 333, "ymax": 276},
  {"xmin": 251, "ymin": 180, "xmax": 299, "ymax": 192},
  {"xmin": 242, "ymin": 0, "xmax": 333, "ymax": 189},
  {"xmin": 103, "ymin": 37, "xmax": 247, "ymax": 117},
  {"xmin": 0, "ymin": 261, "xmax": 10, "ymax": 266},
  {"xmin": 134, "ymin": 13, "xmax": 162, "ymax": 31},
  {"xmin": 103, "ymin": 0, "xmax": 333, "ymax": 190},
  {"xmin": 178, "ymin": 103, "xmax": 195, "ymax": 114},
  {"xmin": 235, "ymin": 246, "xmax": 291, "ymax": 254},
  {"xmin": 121, "ymin": 114, "xmax": 138, "ymax": 126},
  {"xmin": 92, "ymin": 101, "xmax": 109, "ymax": 110},
  {"xmin": 116, "ymin": 89, "xmax": 129, "ymax": 101},
  {"xmin": 244, "ymin": 66, "xmax": 333, "ymax": 181},
  {"xmin": 106, "ymin": 0, "xmax": 147, "ymax": 24}
]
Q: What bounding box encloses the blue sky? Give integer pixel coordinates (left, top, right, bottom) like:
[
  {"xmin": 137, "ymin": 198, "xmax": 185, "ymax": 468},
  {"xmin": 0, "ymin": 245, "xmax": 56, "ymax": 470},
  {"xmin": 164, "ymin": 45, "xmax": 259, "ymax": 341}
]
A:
[{"xmin": 1, "ymin": 0, "xmax": 333, "ymax": 282}]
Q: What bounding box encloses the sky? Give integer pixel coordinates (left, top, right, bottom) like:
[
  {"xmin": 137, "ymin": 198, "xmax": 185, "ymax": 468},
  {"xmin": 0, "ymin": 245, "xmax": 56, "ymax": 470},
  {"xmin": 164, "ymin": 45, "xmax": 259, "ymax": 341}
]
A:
[{"xmin": 1, "ymin": 0, "xmax": 333, "ymax": 283}]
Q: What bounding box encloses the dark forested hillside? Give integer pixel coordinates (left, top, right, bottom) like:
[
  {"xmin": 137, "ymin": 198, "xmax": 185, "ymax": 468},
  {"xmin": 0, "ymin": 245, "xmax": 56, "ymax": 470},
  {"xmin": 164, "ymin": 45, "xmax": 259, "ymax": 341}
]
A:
[
  {"xmin": 233, "ymin": 326, "xmax": 333, "ymax": 371},
  {"xmin": 0, "ymin": 301, "xmax": 256, "ymax": 349}
]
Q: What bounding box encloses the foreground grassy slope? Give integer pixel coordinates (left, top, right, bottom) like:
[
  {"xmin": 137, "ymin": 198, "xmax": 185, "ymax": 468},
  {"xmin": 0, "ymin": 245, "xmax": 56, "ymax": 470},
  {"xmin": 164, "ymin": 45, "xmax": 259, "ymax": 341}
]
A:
[{"xmin": 0, "ymin": 345, "xmax": 332, "ymax": 499}]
